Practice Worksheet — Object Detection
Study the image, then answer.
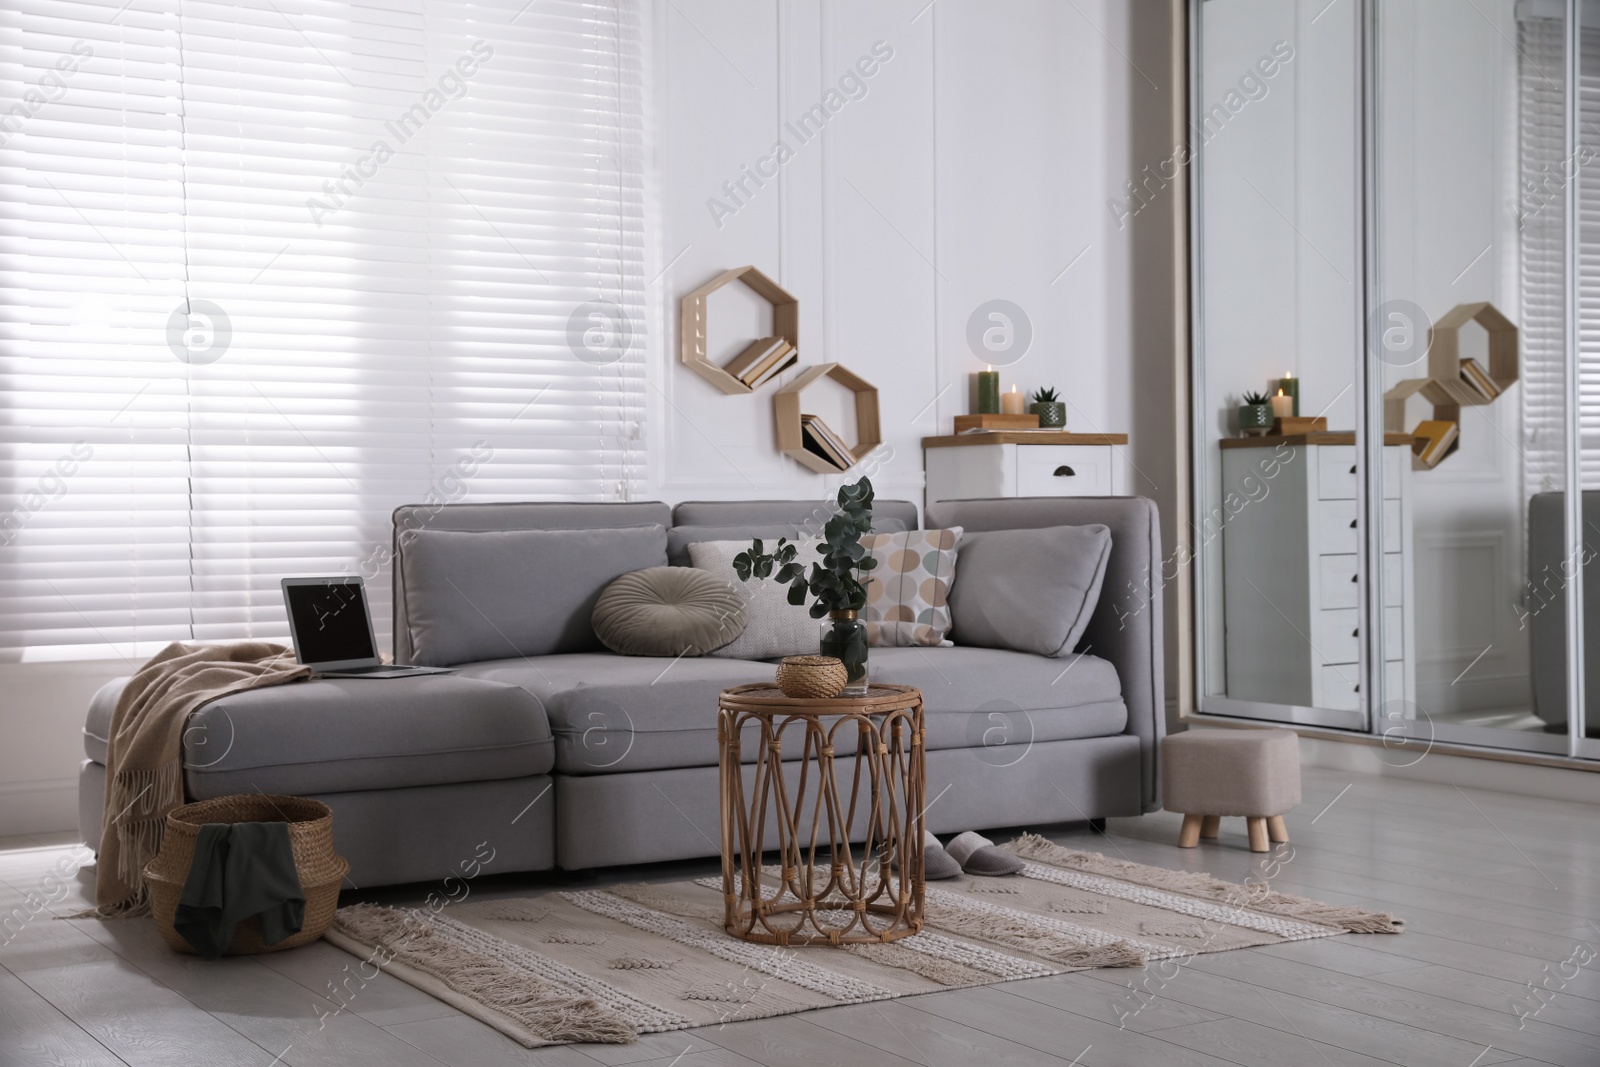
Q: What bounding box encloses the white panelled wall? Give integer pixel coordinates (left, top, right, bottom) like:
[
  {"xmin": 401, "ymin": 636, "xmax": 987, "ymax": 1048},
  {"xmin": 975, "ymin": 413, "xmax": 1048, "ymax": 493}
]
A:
[
  {"xmin": 0, "ymin": 0, "xmax": 1184, "ymax": 835},
  {"xmin": 645, "ymin": 1, "xmax": 1175, "ymax": 510}
]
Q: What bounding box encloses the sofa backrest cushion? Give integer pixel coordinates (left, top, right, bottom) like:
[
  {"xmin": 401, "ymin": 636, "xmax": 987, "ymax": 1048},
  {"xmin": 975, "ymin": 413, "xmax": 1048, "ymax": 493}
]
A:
[
  {"xmin": 667, "ymin": 523, "xmax": 805, "ymax": 567},
  {"xmin": 400, "ymin": 525, "xmax": 668, "ymax": 666},
  {"xmin": 390, "ymin": 501, "xmax": 671, "ymax": 663},
  {"xmin": 671, "ymin": 499, "xmax": 920, "ymax": 534},
  {"xmin": 947, "ymin": 523, "xmax": 1112, "ymax": 658}
]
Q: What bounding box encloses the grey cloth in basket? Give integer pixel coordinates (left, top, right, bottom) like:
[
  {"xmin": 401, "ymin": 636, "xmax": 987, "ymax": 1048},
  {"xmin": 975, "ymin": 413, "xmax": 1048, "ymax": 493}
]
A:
[
  {"xmin": 173, "ymin": 821, "xmax": 305, "ymax": 959},
  {"xmin": 948, "ymin": 524, "xmax": 1112, "ymax": 658}
]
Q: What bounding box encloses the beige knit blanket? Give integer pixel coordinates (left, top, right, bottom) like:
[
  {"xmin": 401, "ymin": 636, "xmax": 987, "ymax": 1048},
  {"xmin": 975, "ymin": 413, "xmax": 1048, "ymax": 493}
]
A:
[{"xmin": 92, "ymin": 641, "xmax": 311, "ymax": 916}]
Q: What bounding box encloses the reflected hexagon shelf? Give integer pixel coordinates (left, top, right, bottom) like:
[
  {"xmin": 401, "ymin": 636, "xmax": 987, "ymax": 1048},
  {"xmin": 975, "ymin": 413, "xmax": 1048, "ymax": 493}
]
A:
[
  {"xmin": 774, "ymin": 363, "xmax": 881, "ymax": 474},
  {"xmin": 679, "ymin": 265, "xmax": 799, "ymax": 394},
  {"xmin": 1382, "ymin": 301, "xmax": 1518, "ymax": 469}
]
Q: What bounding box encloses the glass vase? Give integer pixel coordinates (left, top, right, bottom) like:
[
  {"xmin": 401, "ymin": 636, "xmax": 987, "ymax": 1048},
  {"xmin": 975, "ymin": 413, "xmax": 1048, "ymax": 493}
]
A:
[{"xmin": 821, "ymin": 611, "xmax": 869, "ymax": 696}]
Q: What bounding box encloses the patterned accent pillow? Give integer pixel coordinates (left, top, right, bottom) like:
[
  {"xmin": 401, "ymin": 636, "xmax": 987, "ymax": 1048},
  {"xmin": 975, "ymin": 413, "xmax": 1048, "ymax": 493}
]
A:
[{"xmin": 861, "ymin": 527, "xmax": 963, "ymax": 647}]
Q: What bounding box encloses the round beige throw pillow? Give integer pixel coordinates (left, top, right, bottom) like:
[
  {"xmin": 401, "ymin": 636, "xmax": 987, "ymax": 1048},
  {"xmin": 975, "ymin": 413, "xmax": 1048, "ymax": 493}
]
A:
[{"xmin": 592, "ymin": 566, "xmax": 748, "ymax": 657}]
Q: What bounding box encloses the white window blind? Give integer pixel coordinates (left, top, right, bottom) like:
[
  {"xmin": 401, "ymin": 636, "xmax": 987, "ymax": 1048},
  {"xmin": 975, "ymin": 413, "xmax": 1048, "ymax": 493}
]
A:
[
  {"xmin": 0, "ymin": 0, "xmax": 645, "ymax": 661},
  {"xmin": 1517, "ymin": 13, "xmax": 1600, "ymax": 496}
]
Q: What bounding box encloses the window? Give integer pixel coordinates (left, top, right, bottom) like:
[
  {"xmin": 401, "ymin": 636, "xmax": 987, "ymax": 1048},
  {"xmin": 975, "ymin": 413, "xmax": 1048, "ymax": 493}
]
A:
[{"xmin": 0, "ymin": 0, "xmax": 645, "ymax": 660}]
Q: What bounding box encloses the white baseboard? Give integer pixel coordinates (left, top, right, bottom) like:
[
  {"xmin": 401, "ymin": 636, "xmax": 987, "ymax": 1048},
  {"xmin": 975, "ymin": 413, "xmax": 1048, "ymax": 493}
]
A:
[
  {"xmin": 1298, "ymin": 736, "xmax": 1600, "ymax": 806},
  {"xmin": 0, "ymin": 777, "xmax": 78, "ymax": 837}
]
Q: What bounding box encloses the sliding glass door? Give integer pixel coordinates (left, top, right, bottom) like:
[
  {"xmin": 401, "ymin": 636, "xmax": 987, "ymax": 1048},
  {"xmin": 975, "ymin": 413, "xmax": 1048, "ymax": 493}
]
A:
[{"xmin": 1192, "ymin": 0, "xmax": 1598, "ymax": 762}]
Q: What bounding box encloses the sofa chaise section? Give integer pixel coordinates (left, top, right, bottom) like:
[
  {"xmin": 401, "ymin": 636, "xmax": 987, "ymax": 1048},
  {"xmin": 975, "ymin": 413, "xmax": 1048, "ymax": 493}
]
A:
[{"xmin": 80, "ymin": 674, "xmax": 556, "ymax": 888}]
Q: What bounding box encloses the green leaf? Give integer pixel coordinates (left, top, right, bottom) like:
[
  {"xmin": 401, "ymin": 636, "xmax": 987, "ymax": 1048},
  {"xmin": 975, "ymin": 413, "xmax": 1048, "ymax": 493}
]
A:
[{"xmin": 787, "ymin": 582, "xmax": 809, "ymax": 606}]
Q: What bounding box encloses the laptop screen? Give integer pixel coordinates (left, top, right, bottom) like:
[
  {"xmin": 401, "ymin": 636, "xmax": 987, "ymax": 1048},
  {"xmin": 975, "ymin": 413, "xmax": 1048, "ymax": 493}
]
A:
[{"xmin": 284, "ymin": 579, "xmax": 376, "ymax": 665}]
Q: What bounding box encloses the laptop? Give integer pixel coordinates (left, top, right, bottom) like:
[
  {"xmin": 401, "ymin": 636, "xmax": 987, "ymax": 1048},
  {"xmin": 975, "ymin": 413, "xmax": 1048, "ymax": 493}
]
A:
[{"xmin": 281, "ymin": 577, "xmax": 455, "ymax": 678}]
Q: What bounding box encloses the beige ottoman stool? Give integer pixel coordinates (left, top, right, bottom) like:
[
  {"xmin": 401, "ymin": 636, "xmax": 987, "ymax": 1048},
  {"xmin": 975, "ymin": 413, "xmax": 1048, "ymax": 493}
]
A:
[{"xmin": 1161, "ymin": 729, "xmax": 1300, "ymax": 852}]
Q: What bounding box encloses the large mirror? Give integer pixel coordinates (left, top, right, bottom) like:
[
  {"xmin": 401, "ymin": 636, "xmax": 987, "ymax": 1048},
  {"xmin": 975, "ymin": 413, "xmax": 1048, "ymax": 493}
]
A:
[{"xmin": 1194, "ymin": 0, "xmax": 1587, "ymax": 758}]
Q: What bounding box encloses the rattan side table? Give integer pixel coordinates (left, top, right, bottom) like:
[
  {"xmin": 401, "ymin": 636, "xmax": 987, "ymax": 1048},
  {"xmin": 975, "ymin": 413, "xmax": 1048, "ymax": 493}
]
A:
[{"xmin": 717, "ymin": 683, "xmax": 925, "ymax": 946}]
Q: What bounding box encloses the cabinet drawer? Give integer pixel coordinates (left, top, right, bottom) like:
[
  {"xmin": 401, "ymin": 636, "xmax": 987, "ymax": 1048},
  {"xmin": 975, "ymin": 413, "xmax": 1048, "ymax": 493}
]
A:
[
  {"xmin": 1315, "ymin": 498, "xmax": 1402, "ymax": 554},
  {"xmin": 1317, "ymin": 552, "xmax": 1404, "ymax": 609},
  {"xmin": 1015, "ymin": 445, "xmax": 1114, "ymax": 497},
  {"xmin": 1316, "ymin": 660, "xmax": 1403, "ymax": 711},
  {"xmin": 1316, "ymin": 446, "xmax": 1403, "ymax": 500},
  {"xmin": 1314, "ymin": 606, "xmax": 1404, "ymax": 664}
]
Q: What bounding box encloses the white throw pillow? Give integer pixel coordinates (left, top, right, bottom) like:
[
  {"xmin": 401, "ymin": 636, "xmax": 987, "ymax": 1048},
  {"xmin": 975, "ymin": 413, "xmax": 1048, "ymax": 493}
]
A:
[{"xmin": 688, "ymin": 537, "xmax": 823, "ymax": 660}]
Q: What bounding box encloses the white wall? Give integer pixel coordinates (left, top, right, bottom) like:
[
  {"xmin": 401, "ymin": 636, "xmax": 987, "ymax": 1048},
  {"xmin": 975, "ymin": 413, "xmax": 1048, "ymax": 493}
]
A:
[
  {"xmin": 644, "ymin": 0, "xmax": 1177, "ymax": 513},
  {"xmin": 0, "ymin": 1, "xmax": 1185, "ymax": 836}
]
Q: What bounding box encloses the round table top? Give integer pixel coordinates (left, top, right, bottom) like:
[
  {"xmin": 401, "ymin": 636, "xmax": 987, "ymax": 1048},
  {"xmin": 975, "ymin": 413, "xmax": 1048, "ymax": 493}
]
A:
[{"xmin": 718, "ymin": 682, "xmax": 922, "ymax": 714}]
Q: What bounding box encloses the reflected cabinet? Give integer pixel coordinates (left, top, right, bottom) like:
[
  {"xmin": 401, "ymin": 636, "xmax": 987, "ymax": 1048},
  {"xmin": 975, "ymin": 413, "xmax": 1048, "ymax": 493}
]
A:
[{"xmin": 1189, "ymin": 0, "xmax": 1598, "ymax": 760}]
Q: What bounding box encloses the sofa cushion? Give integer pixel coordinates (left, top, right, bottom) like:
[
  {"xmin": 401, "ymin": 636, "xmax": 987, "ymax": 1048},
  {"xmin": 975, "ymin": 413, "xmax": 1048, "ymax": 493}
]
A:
[
  {"xmin": 862, "ymin": 527, "xmax": 962, "ymax": 647},
  {"xmin": 672, "ymin": 499, "xmax": 919, "ymax": 532},
  {"xmin": 592, "ymin": 566, "xmax": 747, "ymax": 656},
  {"xmin": 669, "ymin": 524, "xmax": 809, "ymax": 568},
  {"xmin": 175, "ymin": 675, "xmax": 553, "ymax": 799},
  {"xmin": 459, "ymin": 646, "xmax": 1125, "ymax": 775},
  {"xmin": 689, "ymin": 538, "xmax": 823, "ymax": 661},
  {"xmin": 457, "ymin": 654, "xmax": 774, "ymax": 774},
  {"xmin": 949, "ymin": 524, "xmax": 1112, "ymax": 657},
  {"xmin": 400, "ymin": 524, "xmax": 669, "ymax": 666}
]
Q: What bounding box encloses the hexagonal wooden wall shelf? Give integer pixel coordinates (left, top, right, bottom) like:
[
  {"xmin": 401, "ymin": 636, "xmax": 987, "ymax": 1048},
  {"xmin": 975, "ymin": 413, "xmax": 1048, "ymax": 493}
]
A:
[
  {"xmin": 679, "ymin": 265, "xmax": 799, "ymax": 394},
  {"xmin": 1383, "ymin": 301, "xmax": 1518, "ymax": 469},
  {"xmin": 774, "ymin": 363, "xmax": 881, "ymax": 474}
]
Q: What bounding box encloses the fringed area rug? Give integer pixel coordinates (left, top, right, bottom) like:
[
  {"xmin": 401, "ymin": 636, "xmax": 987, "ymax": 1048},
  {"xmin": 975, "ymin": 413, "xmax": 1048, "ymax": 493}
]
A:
[{"xmin": 325, "ymin": 835, "xmax": 1402, "ymax": 1048}]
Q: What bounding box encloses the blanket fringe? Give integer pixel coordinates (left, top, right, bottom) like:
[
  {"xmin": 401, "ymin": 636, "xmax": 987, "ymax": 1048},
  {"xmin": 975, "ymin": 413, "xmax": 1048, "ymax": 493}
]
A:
[{"xmin": 1004, "ymin": 833, "xmax": 1403, "ymax": 935}]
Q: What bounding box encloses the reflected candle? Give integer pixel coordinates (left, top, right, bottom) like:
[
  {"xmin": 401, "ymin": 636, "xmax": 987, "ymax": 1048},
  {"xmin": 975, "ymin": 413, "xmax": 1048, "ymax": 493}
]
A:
[{"xmin": 1271, "ymin": 389, "xmax": 1294, "ymax": 420}]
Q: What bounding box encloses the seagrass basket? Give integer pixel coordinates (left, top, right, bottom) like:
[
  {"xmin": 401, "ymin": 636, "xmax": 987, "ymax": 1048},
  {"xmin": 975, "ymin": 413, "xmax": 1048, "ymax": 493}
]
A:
[
  {"xmin": 143, "ymin": 794, "xmax": 348, "ymax": 956},
  {"xmin": 774, "ymin": 655, "xmax": 848, "ymax": 699}
]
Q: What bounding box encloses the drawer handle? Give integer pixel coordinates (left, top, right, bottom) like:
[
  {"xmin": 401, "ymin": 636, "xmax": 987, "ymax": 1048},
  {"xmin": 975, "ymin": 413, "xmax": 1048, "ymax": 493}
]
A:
[
  {"xmin": 1053, "ymin": 465, "xmax": 1076, "ymax": 477},
  {"xmin": 1349, "ymin": 519, "xmax": 1357, "ymax": 529},
  {"xmin": 1351, "ymin": 574, "xmax": 1358, "ymax": 583},
  {"xmin": 1349, "ymin": 465, "xmax": 1357, "ymax": 474}
]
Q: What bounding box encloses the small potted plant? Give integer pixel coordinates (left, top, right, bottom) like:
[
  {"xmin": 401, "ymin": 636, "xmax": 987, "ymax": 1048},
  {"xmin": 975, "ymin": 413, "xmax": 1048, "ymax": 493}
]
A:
[
  {"xmin": 733, "ymin": 477, "xmax": 877, "ymax": 695},
  {"xmin": 1031, "ymin": 387, "xmax": 1067, "ymax": 428},
  {"xmin": 1238, "ymin": 391, "xmax": 1273, "ymax": 436}
]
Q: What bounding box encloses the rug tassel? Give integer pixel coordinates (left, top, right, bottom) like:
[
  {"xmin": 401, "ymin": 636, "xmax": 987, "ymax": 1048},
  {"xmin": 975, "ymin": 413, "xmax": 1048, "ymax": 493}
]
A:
[
  {"xmin": 1004, "ymin": 833, "xmax": 1403, "ymax": 935},
  {"xmin": 332, "ymin": 904, "xmax": 638, "ymax": 1046}
]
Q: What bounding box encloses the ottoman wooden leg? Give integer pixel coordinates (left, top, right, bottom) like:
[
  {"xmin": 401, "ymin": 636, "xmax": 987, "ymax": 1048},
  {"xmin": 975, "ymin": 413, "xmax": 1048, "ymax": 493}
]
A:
[
  {"xmin": 1200, "ymin": 815, "xmax": 1220, "ymax": 840},
  {"xmin": 1267, "ymin": 815, "xmax": 1289, "ymax": 844},
  {"xmin": 1246, "ymin": 817, "xmax": 1269, "ymax": 853},
  {"xmin": 1178, "ymin": 814, "xmax": 1203, "ymax": 848}
]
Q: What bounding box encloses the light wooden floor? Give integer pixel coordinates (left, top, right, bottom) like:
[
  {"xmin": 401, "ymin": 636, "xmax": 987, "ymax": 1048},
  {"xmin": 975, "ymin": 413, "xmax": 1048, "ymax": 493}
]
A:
[{"xmin": 4, "ymin": 766, "xmax": 1598, "ymax": 1067}]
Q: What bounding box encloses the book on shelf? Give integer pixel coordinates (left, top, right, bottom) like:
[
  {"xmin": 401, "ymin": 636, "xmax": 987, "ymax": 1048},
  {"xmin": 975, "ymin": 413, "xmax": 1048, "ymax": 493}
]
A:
[
  {"xmin": 724, "ymin": 337, "xmax": 796, "ymax": 388},
  {"xmin": 1413, "ymin": 419, "xmax": 1458, "ymax": 468},
  {"xmin": 800, "ymin": 414, "xmax": 854, "ymax": 470},
  {"xmin": 1459, "ymin": 357, "xmax": 1500, "ymax": 402},
  {"xmin": 723, "ymin": 336, "xmax": 787, "ymax": 381},
  {"xmin": 742, "ymin": 345, "xmax": 797, "ymax": 389}
]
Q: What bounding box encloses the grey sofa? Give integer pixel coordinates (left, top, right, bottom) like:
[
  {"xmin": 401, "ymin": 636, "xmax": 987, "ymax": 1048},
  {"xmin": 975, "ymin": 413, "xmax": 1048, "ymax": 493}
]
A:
[{"xmin": 79, "ymin": 495, "xmax": 1163, "ymax": 887}]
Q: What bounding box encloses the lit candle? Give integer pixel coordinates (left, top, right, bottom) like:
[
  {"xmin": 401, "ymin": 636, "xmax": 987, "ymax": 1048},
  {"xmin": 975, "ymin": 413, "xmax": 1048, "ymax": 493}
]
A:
[
  {"xmin": 1277, "ymin": 373, "xmax": 1299, "ymax": 417},
  {"xmin": 1271, "ymin": 388, "xmax": 1294, "ymax": 420},
  {"xmin": 977, "ymin": 365, "xmax": 1000, "ymax": 414},
  {"xmin": 1000, "ymin": 385, "xmax": 1026, "ymax": 415}
]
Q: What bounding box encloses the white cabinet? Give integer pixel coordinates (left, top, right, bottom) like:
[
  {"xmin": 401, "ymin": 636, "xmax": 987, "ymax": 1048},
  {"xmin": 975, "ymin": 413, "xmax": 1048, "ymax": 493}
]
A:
[
  {"xmin": 922, "ymin": 432, "xmax": 1131, "ymax": 505},
  {"xmin": 1220, "ymin": 438, "xmax": 1416, "ymax": 712}
]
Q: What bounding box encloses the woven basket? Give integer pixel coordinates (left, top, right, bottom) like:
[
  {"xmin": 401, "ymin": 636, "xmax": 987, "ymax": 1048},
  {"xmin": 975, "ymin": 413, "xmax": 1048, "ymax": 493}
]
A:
[
  {"xmin": 775, "ymin": 655, "xmax": 848, "ymax": 699},
  {"xmin": 143, "ymin": 794, "xmax": 348, "ymax": 956}
]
